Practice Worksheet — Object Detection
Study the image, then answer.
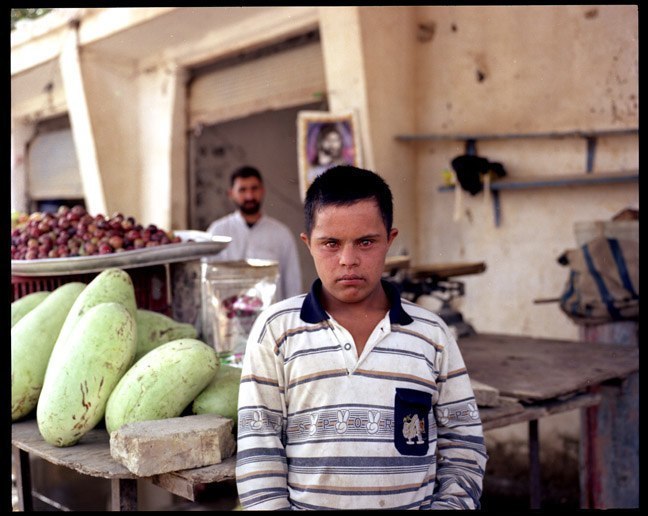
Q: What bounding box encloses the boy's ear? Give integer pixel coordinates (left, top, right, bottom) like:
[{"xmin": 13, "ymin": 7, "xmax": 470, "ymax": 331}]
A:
[{"xmin": 300, "ymin": 232, "xmax": 310, "ymax": 249}]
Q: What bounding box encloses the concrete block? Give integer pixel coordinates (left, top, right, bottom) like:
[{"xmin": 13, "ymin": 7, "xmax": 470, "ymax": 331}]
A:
[
  {"xmin": 472, "ymin": 378, "xmax": 500, "ymax": 407},
  {"xmin": 110, "ymin": 414, "xmax": 236, "ymax": 477}
]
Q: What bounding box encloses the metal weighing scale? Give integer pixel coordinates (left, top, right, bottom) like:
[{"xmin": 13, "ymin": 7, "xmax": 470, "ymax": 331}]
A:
[{"xmin": 384, "ymin": 257, "xmax": 486, "ymax": 338}]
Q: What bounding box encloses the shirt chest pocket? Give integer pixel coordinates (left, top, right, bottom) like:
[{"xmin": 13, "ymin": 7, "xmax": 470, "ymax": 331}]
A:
[{"xmin": 394, "ymin": 388, "xmax": 432, "ymax": 456}]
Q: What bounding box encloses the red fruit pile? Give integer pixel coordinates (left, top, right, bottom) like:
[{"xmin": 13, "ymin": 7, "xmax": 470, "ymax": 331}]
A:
[
  {"xmin": 222, "ymin": 294, "xmax": 264, "ymax": 319},
  {"xmin": 11, "ymin": 205, "xmax": 182, "ymax": 260}
]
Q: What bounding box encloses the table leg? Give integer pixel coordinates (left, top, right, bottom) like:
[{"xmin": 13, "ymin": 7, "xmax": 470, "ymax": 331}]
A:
[
  {"xmin": 528, "ymin": 420, "xmax": 541, "ymax": 509},
  {"xmin": 580, "ymin": 374, "xmax": 639, "ymax": 508},
  {"xmin": 111, "ymin": 478, "xmax": 138, "ymax": 511},
  {"xmin": 12, "ymin": 446, "xmax": 33, "ymax": 512}
]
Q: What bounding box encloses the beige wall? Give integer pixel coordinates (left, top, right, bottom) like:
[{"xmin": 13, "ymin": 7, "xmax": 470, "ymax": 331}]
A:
[
  {"xmin": 79, "ymin": 49, "xmax": 141, "ymax": 218},
  {"xmin": 401, "ymin": 6, "xmax": 638, "ymax": 339}
]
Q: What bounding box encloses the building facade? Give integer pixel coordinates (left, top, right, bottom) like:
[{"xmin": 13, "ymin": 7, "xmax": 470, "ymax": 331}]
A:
[{"xmin": 11, "ymin": 6, "xmax": 638, "ymax": 340}]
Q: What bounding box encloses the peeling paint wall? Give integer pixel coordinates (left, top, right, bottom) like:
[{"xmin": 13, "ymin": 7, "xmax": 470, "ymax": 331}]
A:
[
  {"xmin": 415, "ymin": 5, "xmax": 637, "ymax": 133},
  {"xmin": 407, "ymin": 5, "xmax": 638, "ymax": 339}
]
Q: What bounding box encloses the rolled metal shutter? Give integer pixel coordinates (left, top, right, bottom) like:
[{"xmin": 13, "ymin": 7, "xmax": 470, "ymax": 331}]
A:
[
  {"xmin": 188, "ymin": 39, "xmax": 326, "ymax": 129},
  {"xmin": 28, "ymin": 127, "xmax": 84, "ymax": 200}
]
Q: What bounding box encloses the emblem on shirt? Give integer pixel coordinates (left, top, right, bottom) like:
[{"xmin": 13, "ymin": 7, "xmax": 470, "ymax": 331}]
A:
[
  {"xmin": 366, "ymin": 411, "xmax": 380, "ymax": 434},
  {"xmin": 394, "ymin": 387, "xmax": 431, "ymax": 456},
  {"xmin": 309, "ymin": 413, "xmax": 319, "ymax": 435},
  {"xmin": 402, "ymin": 413, "xmax": 425, "ymax": 444},
  {"xmin": 335, "ymin": 410, "xmax": 349, "ymax": 433}
]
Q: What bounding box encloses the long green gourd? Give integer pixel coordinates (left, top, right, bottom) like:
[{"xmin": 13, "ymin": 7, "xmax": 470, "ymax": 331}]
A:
[
  {"xmin": 11, "ymin": 291, "xmax": 51, "ymax": 328},
  {"xmin": 135, "ymin": 308, "xmax": 197, "ymax": 361},
  {"xmin": 11, "ymin": 282, "xmax": 86, "ymax": 421},
  {"xmin": 55, "ymin": 268, "xmax": 137, "ymax": 349},
  {"xmin": 37, "ymin": 302, "xmax": 136, "ymax": 447},
  {"xmin": 105, "ymin": 338, "xmax": 218, "ymax": 434},
  {"xmin": 192, "ymin": 364, "xmax": 242, "ymax": 423}
]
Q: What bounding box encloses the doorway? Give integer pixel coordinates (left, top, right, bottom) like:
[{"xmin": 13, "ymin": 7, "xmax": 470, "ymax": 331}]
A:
[{"xmin": 188, "ymin": 102, "xmax": 325, "ymax": 293}]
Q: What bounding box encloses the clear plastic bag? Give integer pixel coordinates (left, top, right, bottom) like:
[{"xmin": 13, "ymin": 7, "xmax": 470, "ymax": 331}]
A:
[{"xmin": 201, "ymin": 259, "xmax": 279, "ymax": 365}]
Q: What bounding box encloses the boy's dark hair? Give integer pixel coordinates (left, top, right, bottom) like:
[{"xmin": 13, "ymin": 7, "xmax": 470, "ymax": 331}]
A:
[
  {"xmin": 304, "ymin": 165, "xmax": 393, "ymax": 237},
  {"xmin": 230, "ymin": 166, "xmax": 263, "ymax": 187}
]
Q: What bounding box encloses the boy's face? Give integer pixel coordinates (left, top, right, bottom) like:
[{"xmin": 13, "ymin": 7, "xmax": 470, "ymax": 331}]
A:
[{"xmin": 301, "ymin": 199, "xmax": 398, "ymax": 306}]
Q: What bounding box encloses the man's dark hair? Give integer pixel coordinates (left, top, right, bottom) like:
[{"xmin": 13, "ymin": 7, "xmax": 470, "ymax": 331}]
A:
[
  {"xmin": 303, "ymin": 165, "xmax": 393, "ymax": 237},
  {"xmin": 230, "ymin": 166, "xmax": 263, "ymax": 187}
]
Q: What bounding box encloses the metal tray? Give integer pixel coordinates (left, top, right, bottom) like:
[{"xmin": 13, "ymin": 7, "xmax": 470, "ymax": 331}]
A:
[{"xmin": 11, "ymin": 230, "xmax": 231, "ymax": 277}]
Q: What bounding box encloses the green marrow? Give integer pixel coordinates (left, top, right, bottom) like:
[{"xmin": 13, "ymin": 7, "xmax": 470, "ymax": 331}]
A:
[
  {"xmin": 192, "ymin": 364, "xmax": 242, "ymax": 422},
  {"xmin": 11, "ymin": 291, "xmax": 51, "ymax": 328},
  {"xmin": 11, "ymin": 282, "xmax": 86, "ymax": 422},
  {"xmin": 37, "ymin": 302, "xmax": 136, "ymax": 447},
  {"xmin": 105, "ymin": 338, "xmax": 218, "ymax": 434},
  {"xmin": 135, "ymin": 309, "xmax": 197, "ymax": 361}
]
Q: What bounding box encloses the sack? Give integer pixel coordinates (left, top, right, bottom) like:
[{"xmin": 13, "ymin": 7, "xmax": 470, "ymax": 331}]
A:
[{"xmin": 558, "ymin": 236, "xmax": 639, "ymax": 324}]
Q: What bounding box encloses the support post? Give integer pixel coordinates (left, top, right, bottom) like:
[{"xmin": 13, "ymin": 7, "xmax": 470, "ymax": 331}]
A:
[
  {"xmin": 579, "ymin": 322, "xmax": 639, "ymax": 508},
  {"xmin": 528, "ymin": 419, "xmax": 542, "ymax": 509},
  {"xmin": 111, "ymin": 478, "xmax": 138, "ymax": 511},
  {"xmin": 12, "ymin": 447, "xmax": 33, "ymax": 512}
]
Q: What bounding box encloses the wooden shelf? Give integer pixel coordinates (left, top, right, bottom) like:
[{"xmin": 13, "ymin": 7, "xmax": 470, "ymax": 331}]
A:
[
  {"xmin": 438, "ymin": 171, "xmax": 639, "ymax": 192},
  {"xmin": 395, "ymin": 128, "xmax": 638, "ymax": 142},
  {"xmin": 439, "ymin": 171, "xmax": 638, "ymax": 226},
  {"xmin": 396, "ymin": 128, "xmax": 638, "ymax": 227}
]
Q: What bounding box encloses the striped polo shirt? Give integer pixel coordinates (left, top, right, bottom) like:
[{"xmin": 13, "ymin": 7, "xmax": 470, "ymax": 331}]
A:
[{"xmin": 236, "ymin": 279, "xmax": 487, "ymax": 510}]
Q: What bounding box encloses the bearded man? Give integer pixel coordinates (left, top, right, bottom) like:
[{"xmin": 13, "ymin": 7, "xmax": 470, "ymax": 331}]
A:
[{"xmin": 206, "ymin": 166, "xmax": 303, "ymax": 300}]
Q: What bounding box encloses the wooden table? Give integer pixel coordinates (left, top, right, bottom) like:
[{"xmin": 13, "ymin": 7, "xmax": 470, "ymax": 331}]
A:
[
  {"xmin": 12, "ymin": 419, "xmax": 235, "ymax": 511},
  {"xmin": 458, "ymin": 332, "xmax": 639, "ymax": 508},
  {"xmin": 12, "ymin": 332, "xmax": 638, "ymax": 511}
]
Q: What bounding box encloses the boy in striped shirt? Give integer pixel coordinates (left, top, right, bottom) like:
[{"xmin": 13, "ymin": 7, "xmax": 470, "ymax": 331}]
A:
[{"xmin": 236, "ymin": 165, "xmax": 487, "ymax": 510}]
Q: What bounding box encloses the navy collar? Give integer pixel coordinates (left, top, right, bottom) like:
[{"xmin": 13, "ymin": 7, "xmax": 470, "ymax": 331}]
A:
[{"xmin": 300, "ymin": 278, "xmax": 414, "ymax": 325}]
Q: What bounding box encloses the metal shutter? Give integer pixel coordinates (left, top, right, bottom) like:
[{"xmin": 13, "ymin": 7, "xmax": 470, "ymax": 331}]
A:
[
  {"xmin": 189, "ymin": 40, "xmax": 326, "ymax": 128},
  {"xmin": 28, "ymin": 127, "xmax": 84, "ymax": 199}
]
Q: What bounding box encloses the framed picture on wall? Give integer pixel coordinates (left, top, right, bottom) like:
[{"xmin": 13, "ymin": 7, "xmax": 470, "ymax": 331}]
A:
[{"xmin": 297, "ymin": 110, "xmax": 362, "ymax": 200}]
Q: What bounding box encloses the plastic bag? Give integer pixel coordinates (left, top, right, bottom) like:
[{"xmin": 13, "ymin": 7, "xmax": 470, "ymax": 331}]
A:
[{"xmin": 201, "ymin": 259, "xmax": 279, "ymax": 365}]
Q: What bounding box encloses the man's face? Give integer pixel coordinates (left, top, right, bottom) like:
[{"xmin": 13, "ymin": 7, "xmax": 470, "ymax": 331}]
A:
[
  {"xmin": 301, "ymin": 199, "xmax": 398, "ymax": 306},
  {"xmin": 229, "ymin": 176, "xmax": 264, "ymax": 215},
  {"xmin": 320, "ymin": 130, "xmax": 343, "ymax": 160}
]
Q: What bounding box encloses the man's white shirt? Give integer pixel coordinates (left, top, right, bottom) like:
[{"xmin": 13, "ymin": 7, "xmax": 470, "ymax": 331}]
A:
[{"xmin": 207, "ymin": 211, "xmax": 303, "ymax": 300}]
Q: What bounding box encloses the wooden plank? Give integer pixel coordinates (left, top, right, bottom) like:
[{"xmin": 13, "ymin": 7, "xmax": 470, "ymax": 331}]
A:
[
  {"xmin": 479, "ymin": 398, "xmax": 525, "ymax": 430},
  {"xmin": 384, "ymin": 255, "xmax": 410, "ymax": 271},
  {"xmin": 11, "ymin": 419, "xmax": 136, "ymax": 480},
  {"xmin": 471, "ymin": 378, "xmax": 500, "ymax": 407},
  {"xmin": 459, "ymin": 333, "xmax": 638, "ymax": 402},
  {"xmin": 543, "ymin": 392, "xmax": 601, "ymax": 415},
  {"xmin": 481, "ymin": 392, "xmax": 601, "ymax": 431},
  {"xmin": 481, "ymin": 403, "xmax": 544, "ymax": 430},
  {"xmin": 11, "ymin": 419, "xmax": 236, "ymax": 488},
  {"xmin": 165, "ymin": 456, "xmax": 237, "ymax": 484},
  {"xmin": 151, "ymin": 456, "xmax": 237, "ymax": 501},
  {"xmin": 437, "ymin": 172, "xmax": 638, "ymax": 193},
  {"xmin": 394, "ymin": 128, "xmax": 638, "ymax": 142},
  {"xmin": 490, "ymin": 172, "xmax": 639, "ymax": 190},
  {"xmin": 408, "ymin": 261, "xmax": 486, "ymax": 279}
]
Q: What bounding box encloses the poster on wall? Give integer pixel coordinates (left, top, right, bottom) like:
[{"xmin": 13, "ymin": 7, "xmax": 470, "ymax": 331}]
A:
[{"xmin": 297, "ymin": 111, "xmax": 362, "ymax": 200}]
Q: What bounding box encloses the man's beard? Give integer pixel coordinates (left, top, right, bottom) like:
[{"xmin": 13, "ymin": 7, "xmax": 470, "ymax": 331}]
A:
[{"xmin": 237, "ymin": 200, "xmax": 261, "ymax": 215}]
